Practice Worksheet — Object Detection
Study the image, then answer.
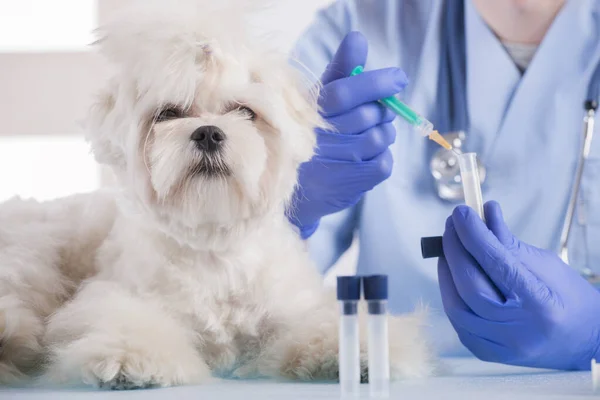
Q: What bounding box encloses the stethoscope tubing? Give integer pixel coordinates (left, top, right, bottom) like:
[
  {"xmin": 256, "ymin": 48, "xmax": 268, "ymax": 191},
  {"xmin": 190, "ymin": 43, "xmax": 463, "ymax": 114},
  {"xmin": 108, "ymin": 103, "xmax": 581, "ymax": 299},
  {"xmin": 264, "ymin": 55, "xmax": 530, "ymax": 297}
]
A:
[{"xmin": 559, "ymin": 102, "xmax": 597, "ymax": 265}]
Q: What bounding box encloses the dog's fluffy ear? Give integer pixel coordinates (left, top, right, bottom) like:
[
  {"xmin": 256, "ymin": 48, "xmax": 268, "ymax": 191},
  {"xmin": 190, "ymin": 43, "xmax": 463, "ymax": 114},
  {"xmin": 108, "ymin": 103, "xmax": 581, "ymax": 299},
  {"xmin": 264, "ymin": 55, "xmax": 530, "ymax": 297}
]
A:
[
  {"xmin": 84, "ymin": 78, "xmax": 128, "ymax": 169},
  {"xmin": 280, "ymin": 70, "xmax": 328, "ymax": 165}
]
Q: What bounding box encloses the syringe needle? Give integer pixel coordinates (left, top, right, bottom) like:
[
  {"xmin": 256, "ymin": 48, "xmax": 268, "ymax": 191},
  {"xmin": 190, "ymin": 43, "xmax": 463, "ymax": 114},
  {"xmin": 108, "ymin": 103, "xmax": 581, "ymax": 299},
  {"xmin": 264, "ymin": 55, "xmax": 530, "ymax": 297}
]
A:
[{"xmin": 428, "ymin": 130, "xmax": 453, "ymax": 150}]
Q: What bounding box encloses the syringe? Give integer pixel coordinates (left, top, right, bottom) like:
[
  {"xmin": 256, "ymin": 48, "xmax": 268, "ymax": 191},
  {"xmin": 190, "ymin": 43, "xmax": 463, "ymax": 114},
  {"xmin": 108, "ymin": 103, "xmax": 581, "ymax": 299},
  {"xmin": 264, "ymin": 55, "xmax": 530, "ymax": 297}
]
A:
[{"xmin": 350, "ymin": 66, "xmax": 453, "ymax": 151}]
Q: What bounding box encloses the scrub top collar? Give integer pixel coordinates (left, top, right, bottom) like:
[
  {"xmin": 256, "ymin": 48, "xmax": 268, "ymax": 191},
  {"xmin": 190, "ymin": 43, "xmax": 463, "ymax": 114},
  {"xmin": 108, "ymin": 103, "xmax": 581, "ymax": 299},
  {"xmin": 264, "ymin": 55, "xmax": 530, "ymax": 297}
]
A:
[{"xmin": 466, "ymin": 0, "xmax": 600, "ymax": 161}]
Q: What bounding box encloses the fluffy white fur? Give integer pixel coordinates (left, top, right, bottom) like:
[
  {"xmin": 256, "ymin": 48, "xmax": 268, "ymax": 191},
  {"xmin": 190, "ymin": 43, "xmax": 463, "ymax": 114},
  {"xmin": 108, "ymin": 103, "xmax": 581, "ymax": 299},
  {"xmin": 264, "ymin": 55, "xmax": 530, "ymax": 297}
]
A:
[{"xmin": 0, "ymin": 0, "xmax": 435, "ymax": 389}]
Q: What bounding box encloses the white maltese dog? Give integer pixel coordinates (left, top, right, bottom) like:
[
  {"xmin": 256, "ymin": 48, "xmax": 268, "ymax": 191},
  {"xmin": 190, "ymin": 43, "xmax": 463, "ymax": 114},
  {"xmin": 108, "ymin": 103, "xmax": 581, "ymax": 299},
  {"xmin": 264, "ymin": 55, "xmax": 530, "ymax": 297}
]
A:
[{"xmin": 0, "ymin": 0, "xmax": 434, "ymax": 389}]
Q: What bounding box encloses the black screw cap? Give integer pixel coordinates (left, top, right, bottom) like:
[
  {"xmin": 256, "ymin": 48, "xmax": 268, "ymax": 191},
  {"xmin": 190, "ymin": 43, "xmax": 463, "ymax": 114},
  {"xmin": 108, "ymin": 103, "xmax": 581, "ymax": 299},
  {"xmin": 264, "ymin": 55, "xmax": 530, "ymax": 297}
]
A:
[{"xmin": 421, "ymin": 236, "xmax": 444, "ymax": 259}]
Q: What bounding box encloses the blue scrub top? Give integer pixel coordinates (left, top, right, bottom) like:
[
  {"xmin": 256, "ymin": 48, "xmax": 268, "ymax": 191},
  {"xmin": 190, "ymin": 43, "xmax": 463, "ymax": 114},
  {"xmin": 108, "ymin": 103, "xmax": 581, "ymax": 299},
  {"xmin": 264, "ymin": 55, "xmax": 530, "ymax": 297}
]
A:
[{"xmin": 291, "ymin": 0, "xmax": 600, "ymax": 355}]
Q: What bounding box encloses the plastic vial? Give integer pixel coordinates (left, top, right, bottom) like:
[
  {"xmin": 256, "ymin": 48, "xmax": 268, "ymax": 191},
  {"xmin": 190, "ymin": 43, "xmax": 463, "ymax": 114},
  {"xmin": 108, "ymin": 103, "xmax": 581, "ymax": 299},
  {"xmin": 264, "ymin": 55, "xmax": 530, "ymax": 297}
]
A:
[
  {"xmin": 458, "ymin": 152, "xmax": 485, "ymax": 221},
  {"xmin": 592, "ymin": 359, "xmax": 599, "ymax": 392},
  {"xmin": 363, "ymin": 275, "xmax": 390, "ymax": 398},
  {"xmin": 337, "ymin": 276, "xmax": 361, "ymax": 398}
]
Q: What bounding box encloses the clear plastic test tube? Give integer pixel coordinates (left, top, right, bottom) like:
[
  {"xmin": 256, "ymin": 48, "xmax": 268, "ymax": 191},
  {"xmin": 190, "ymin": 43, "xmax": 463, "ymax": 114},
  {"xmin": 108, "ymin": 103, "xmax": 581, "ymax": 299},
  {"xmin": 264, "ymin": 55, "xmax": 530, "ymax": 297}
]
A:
[
  {"xmin": 458, "ymin": 152, "xmax": 485, "ymax": 221},
  {"xmin": 363, "ymin": 275, "xmax": 389, "ymax": 398},
  {"xmin": 592, "ymin": 359, "xmax": 599, "ymax": 392},
  {"xmin": 337, "ymin": 276, "xmax": 361, "ymax": 397}
]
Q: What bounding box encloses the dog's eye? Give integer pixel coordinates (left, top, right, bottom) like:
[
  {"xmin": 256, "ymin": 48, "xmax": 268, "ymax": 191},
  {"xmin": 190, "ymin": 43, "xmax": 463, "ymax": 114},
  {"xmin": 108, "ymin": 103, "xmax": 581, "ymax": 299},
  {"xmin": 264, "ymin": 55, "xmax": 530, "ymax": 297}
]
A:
[
  {"xmin": 156, "ymin": 108, "xmax": 181, "ymax": 123},
  {"xmin": 235, "ymin": 106, "xmax": 257, "ymax": 121}
]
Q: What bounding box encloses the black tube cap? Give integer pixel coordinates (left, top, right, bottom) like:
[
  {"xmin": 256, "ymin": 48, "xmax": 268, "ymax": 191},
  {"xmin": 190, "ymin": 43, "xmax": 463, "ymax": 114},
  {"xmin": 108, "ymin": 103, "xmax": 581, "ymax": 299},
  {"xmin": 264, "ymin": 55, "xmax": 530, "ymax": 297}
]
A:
[
  {"xmin": 421, "ymin": 236, "xmax": 444, "ymax": 259},
  {"xmin": 585, "ymin": 100, "xmax": 598, "ymax": 111},
  {"xmin": 363, "ymin": 275, "xmax": 388, "ymax": 300},
  {"xmin": 337, "ymin": 276, "xmax": 361, "ymax": 300}
]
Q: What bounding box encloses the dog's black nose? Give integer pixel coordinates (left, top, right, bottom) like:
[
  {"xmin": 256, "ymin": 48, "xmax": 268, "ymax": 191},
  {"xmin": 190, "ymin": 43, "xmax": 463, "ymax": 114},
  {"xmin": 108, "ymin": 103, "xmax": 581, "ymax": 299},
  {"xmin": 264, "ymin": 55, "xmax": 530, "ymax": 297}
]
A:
[{"xmin": 190, "ymin": 125, "xmax": 225, "ymax": 152}]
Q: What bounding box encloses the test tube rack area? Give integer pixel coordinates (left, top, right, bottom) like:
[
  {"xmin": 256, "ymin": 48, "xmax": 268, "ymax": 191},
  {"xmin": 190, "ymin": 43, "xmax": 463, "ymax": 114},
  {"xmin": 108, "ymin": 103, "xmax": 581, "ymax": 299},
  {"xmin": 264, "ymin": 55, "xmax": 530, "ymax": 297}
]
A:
[{"xmin": 337, "ymin": 275, "xmax": 390, "ymax": 398}]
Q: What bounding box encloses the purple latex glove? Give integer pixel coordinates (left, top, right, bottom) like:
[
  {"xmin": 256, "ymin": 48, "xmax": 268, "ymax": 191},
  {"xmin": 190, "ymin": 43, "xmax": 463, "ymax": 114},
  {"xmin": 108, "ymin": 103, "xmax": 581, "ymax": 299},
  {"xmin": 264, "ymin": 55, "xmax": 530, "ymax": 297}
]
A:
[
  {"xmin": 438, "ymin": 201, "xmax": 600, "ymax": 370},
  {"xmin": 286, "ymin": 31, "xmax": 408, "ymax": 238}
]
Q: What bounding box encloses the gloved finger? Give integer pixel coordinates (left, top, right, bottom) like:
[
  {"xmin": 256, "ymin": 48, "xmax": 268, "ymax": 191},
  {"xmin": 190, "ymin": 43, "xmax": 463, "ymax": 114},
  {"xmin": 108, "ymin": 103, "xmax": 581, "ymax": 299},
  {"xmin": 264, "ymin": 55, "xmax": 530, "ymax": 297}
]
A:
[
  {"xmin": 456, "ymin": 330, "xmax": 511, "ymax": 364},
  {"xmin": 320, "ymin": 31, "xmax": 368, "ymax": 85},
  {"xmin": 443, "ymin": 216, "xmax": 513, "ymax": 320},
  {"xmin": 353, "ymin": 148, "xmax": 394, "ymax": 189},
  {"xmin": 437, "ymin": 263, "xmax": 478, "ymax": 353},
  {"xmin": 307, "ymin": 148, "xmax": 394, "ymax": 193},
  {"xmin": 317, "ymin": 122, "xmax": 396, "ymax": 161},
  {"xmin": 438, "ymin": 254, "xmax": 474, "ymax": 315},
  {"xmin": 451, "ymin": 206, "xmax": 539, "ymax": 300},
  {"xmin": 437, "ymin": 265, "xmax": 505, "ymax": 354},
  {"xmin": 320, "ymin": 68, "xmax": 408, "ymax": 116},
  {"xmin": 325, "ymin": 103, "xmax": 396, "ymax": 135},
  {"xmin": 440, "ymin": 281, "xmax": 522, "ymax": 345},
  {"xmin": 435, "ymin": 271, "xmax": 507, "ymax": 361},
  {"xmin": 485, "ymin": 201, "xmax": 564, "ymax": 297},
  {"xmin": 484, "ymin": 201, "xmax": 516, "ymax": 248},
  {"xmin": 447, "ymin": 308, "xmax": 515, "ymax": 346}
]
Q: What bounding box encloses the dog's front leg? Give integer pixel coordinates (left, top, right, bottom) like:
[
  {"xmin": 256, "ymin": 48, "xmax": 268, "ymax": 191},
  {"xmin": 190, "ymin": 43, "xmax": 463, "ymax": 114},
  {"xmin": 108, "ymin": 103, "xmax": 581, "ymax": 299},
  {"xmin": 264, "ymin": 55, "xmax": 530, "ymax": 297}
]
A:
[
  {"xmin": 43, "ymin": 280, "xmax": 211, "ymax": 389},
  {"xmin": 255, "ymin": 303, "xmax": 370, "ymax": 382},
  {"xmin": 257, "ymin": 299, "xmax": 435, "ymax": 382}
]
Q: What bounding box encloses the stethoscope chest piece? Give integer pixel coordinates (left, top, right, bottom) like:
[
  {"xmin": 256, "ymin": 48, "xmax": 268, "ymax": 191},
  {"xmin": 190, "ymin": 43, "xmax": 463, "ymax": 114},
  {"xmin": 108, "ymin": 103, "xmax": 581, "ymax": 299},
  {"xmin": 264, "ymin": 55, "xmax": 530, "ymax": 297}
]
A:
[{"xmin": 430, "ymin": 131, "xmax": 486, "ymax": 202}]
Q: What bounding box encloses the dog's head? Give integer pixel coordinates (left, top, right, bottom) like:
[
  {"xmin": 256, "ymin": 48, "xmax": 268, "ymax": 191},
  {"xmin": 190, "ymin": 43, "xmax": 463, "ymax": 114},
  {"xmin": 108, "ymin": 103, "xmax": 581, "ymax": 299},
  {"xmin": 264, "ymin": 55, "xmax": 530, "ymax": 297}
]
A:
[{"xmin": 86, "ymin": 0, "xmax": 324, "ymax": 246}]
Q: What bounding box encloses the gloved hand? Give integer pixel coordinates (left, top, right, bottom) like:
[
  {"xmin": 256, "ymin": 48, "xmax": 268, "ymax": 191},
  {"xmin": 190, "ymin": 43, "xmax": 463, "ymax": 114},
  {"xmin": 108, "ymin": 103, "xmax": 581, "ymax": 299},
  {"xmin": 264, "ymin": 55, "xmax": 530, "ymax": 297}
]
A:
[
  {"xmin": 287, "ymin": 31, "xmax": 408, "ymax": 239},
  {"xmin": 438, "ymin": 201, "xmax": 600, "ymax": 370}
]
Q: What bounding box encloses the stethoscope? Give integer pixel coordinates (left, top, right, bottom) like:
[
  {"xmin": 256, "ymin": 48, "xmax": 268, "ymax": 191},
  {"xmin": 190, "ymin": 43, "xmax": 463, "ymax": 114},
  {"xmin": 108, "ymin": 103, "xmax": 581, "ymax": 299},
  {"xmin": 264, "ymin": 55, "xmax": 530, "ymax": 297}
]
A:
[{"xmin": 429, "ymin": 0, "xmax": 600, "ymax": 284}]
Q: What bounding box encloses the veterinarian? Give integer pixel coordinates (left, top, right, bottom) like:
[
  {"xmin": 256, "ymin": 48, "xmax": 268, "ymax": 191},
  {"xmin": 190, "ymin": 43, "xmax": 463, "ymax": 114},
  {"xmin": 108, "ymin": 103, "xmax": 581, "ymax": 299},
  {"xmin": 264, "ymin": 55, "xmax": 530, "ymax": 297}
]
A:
[{"xmin": 287, "ymin": 0, "xmax": 600, "ymax": 371}]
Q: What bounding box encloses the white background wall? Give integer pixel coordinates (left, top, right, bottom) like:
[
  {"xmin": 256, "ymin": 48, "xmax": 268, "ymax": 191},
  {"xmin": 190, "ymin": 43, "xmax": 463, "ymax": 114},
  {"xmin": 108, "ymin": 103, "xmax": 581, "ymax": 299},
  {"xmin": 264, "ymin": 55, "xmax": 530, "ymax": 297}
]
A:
[
  {"xmin": 0, "ymin": 0, "xmax": 336, "ymax": 199},
  {"xmin": 0, "ymin": 0, "xmax": 356, "ymax": 281}
]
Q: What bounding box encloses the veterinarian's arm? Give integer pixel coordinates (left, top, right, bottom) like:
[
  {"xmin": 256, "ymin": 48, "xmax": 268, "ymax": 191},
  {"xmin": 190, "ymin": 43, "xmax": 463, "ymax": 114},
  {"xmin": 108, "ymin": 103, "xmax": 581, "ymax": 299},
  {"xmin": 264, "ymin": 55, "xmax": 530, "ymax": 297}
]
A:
[
  {"xmin": 438, "ymin": 201, "xmax": 600, "ymax": 371},
  {"xmin": 288, "ymin": 4, "xmax": 405, "ymax": 273},
  {"xmin": 288, "ymin": 1, "xmax": 361, "ymax": 272}
]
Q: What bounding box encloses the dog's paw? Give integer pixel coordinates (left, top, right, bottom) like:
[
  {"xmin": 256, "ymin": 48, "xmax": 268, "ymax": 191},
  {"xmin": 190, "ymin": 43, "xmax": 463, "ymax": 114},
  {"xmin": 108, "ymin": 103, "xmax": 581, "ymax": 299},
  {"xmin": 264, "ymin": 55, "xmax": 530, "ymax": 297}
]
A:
[
  {"xmin": 266, "ymin": 336, "xmax": 367, "ymax": 383},
  {"xmin": 46, "ymin": 333, "xmax": 212, "ymax": 389},
  {"xmin": 387, "ymin": 312, "xmax": 436, "ymax": 380},
  {"xmin": 276, "ymin": 349, "xmax": 369, "ymax": 383},
  {"xmin": 98, "ymin": 371, "xmax": 153, "ymax": 390},
  {"xmin": 81, "ymin": 352, "xmax": 198, "ymax": 390},
  {"xmin": 89, "ymin": 352, "xmax": 185, "ymax": 389},
  {"xmin": 0, "ymin": 303, "xmax": 44, "ymax": 384}
]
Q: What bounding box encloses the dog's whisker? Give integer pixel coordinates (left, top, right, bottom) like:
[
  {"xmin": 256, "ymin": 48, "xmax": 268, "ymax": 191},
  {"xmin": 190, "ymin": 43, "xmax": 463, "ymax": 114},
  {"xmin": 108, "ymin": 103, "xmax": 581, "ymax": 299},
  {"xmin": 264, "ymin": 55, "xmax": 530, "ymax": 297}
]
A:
[{"xmin": 142, "ymin": 121, "xmax": 156, "ymax": 178}]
